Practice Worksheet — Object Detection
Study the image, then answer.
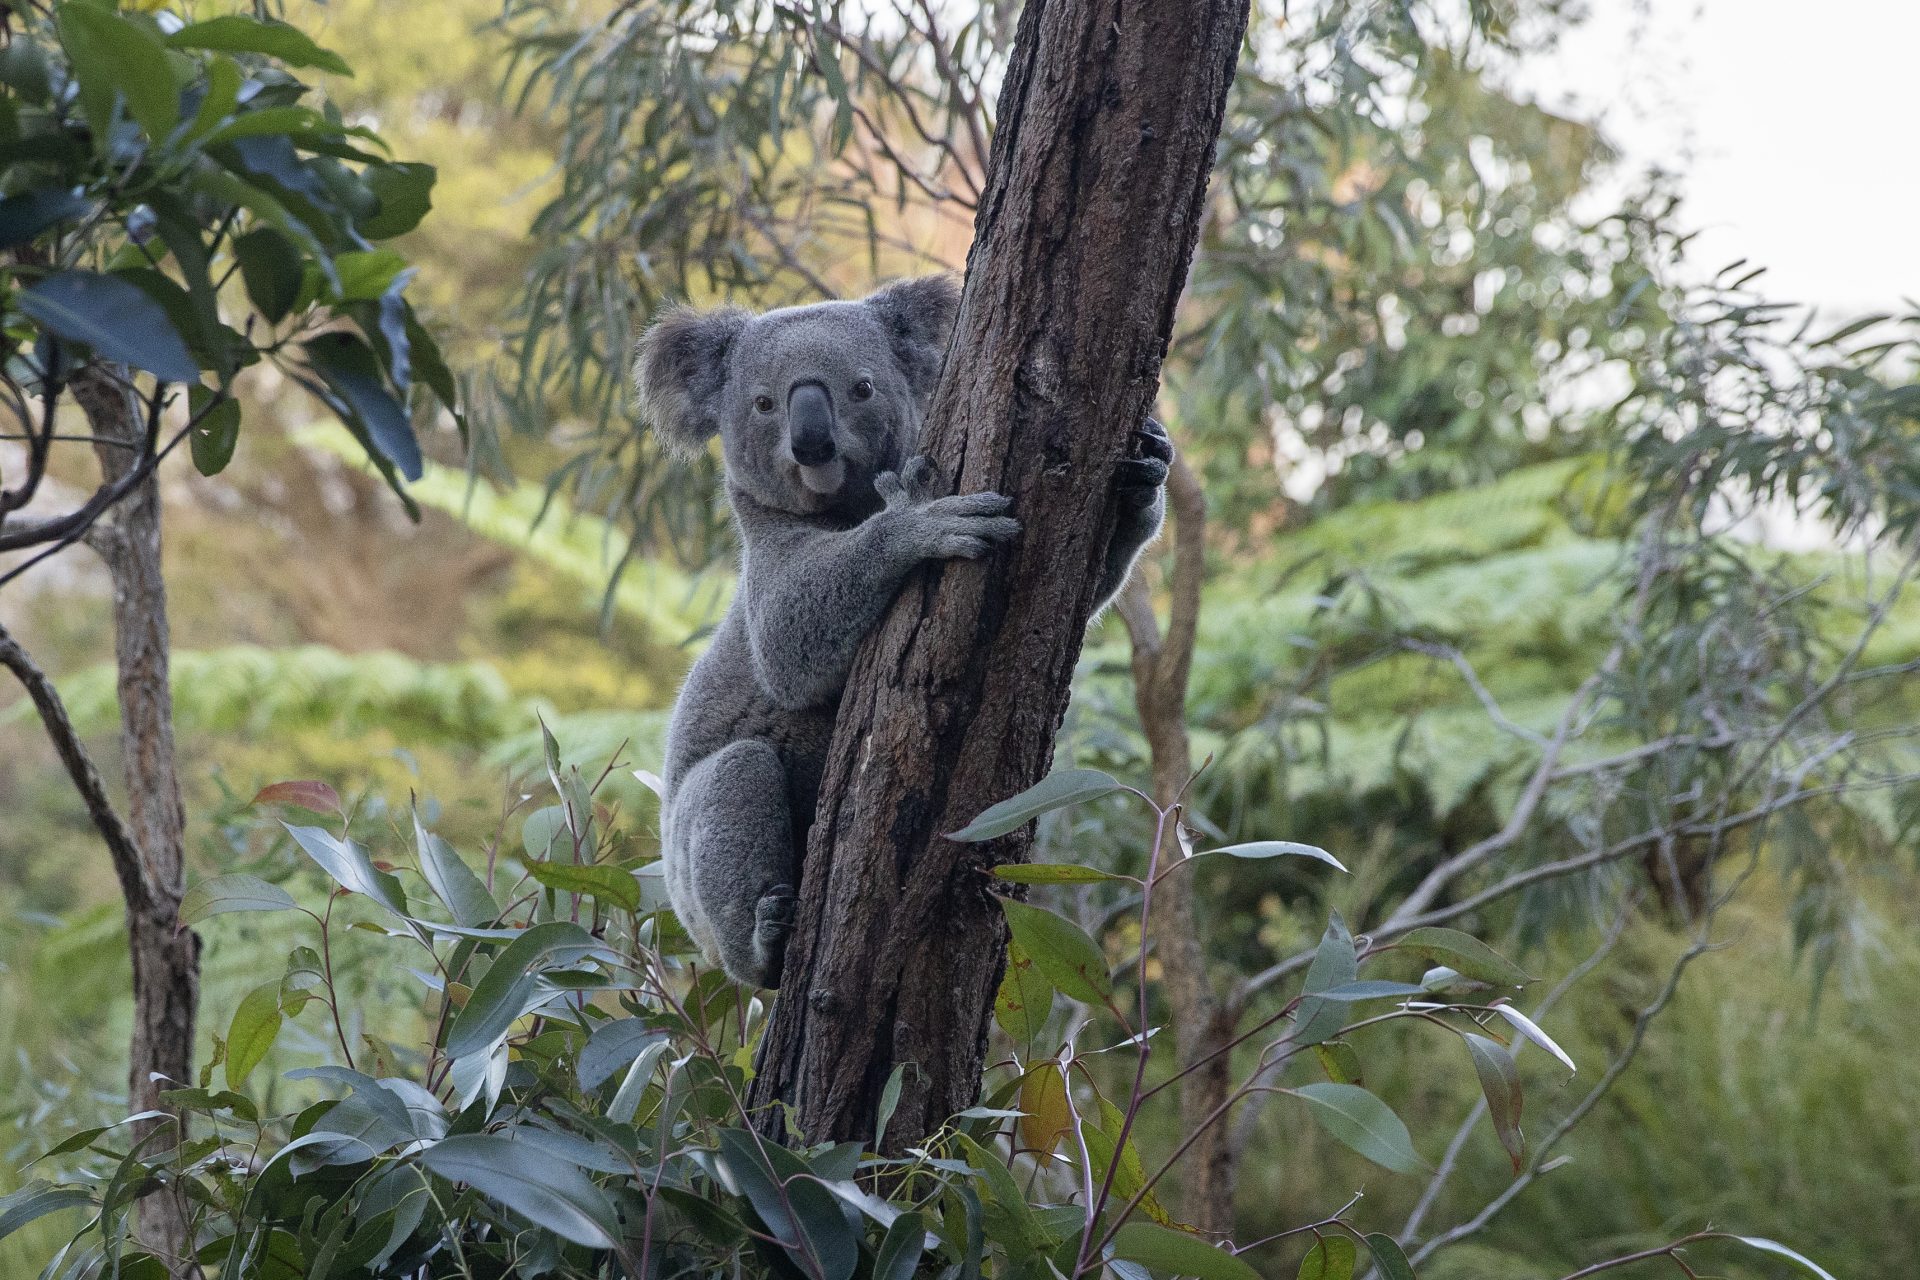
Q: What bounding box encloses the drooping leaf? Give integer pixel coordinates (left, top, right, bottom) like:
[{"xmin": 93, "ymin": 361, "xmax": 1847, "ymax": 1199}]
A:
[
  {"xmin": 252, "ymin": 780, "xmax": 339, "ymax": 813},
  {"xmin": 444, "ymin": 921, "xmax": 597, "ymax": 1058},
  {"xmin": 284, "ymin": 823, "xmax": 406, "ymax": 915},
  {"xmin": 225, "ymin": 983, "xmax": 283, "ymax": 1088},
  {"xmin": 360, "ymin": 162, "xmax": 436, "ymax": 239},
  {"xmin": 525, "ymin": 860, "xmax": 641, "ymax": 913},
  {"xmin": 1291, "ymin": 912, "xmax": 1358, "ymax": 1048},
  {"xmin": 1362, "ymin": 1234, "xmax": 1417, "ymax": 1280},
  {"xmin": 1017, "ymin": 1061, "xmax": 1072, "ymax": 1161},
  {"xmin": 232, "ymin": 226, "xmax": 305, "ymax": 324},
  {"xmin": 875, "ymin": 1063, "xmax": 908, "ymax": 1152},
  {"xmin": 713, "ymin": 1129, "xmax": 858, "ymax": 1280},
  {"xmin": 1297, "ymin": 1235, "xmax": 1357, "ymax": 1280},
  {"xmin": 56, "ymin": 5, "xmax": 180, "ymax": 144},
  {"xmin": 1314, "ymin": 1040, "xmax": 1364, "ymax": 1086},
  {"xmin": 1198, "ymin": 840, "xmax": 1348, "ymax": 872},
  {"xmin": 166, "ymin": 15, "xmax": 353, "ymax": 76},
  {"xmin": 0, "ymin": 188, "xmax": 89, "ymax": 250},
  {"xmin": 1086, "ymin": 1094, "xmax": 1171, "ymax": 1226},
  {"xmin": 16, "ymin": 271, "xmax": 200, "ymax": 382},
  {"xmin": 180, "ymin": 874, "xmax": 298, "ymax": 924},
  {"xmin": 948, "ymin": 768, "xmax": 1123, "ymax": 841},
  {"xmin": 1294, "ymin": 1083, "xmax": 1425, "ymax": 1174},
  {"xmin": 413, "ymin": 813, "xmax": 497, "ymax": 928},
  {"xmin": 873, "ymin": 1211, "xmax": 927, "ymax": 1280},
  {"xmin": 304, "ymin": 330, "xmax": 421, "ymax": 481},
  {"xmin": 576, "ymin": 1018, "xmax": 666, "ymax": 1092},
  {"xmin": 1729, "ymin": 1237, "xmax": 1839, "ymax": 1280},
  {"xmin": 0, "ymin": 1181, "xmax": 94, "ymax": 1242},
  {"xmin": 1392, "ymin": 928, "xmax": 1531, "ymax": 988},
  {"xmin": 188, "ymin": 389, "xmax": 241, "ymax": 477},
  {"xmin": 994, "ymin": 939, "xmax": 1054, "ymax": 1048},
  {"xmin": 419, "ymin": 1132, "xmax": 617, "ymax": 1248},
  {"xmin": 998, "ymin": 899, "xmax": 1112, "ymax": 1005},
  {"xmin": 1463, "ymin": 1033, "xmax": 1524, "ymax": 1171},
  {"xmin": 1110, "ymin": 1222, "xmax": 1261, "ymax": 1280},
  {"xmin": 1486, "ymin": 1002, "xmax": 1576, "ymax": 1074},
  {"xmin": 991, "ymin": 863, "xmax": 1127, "ymax": 884}
]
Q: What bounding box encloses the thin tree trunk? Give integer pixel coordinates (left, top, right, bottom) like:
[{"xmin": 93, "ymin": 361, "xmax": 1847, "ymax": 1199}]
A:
[
  {"xmin": 71, "ymin": 370, "xmax": 201, "ymax": 1271},
  {"xmin": 751, "ymin": 0, "xmax": 1249, "ymax": 1146}
]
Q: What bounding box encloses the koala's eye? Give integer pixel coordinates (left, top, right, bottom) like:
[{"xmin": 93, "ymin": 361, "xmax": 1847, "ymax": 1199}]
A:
[
  {"xmin": 851, "ymin": 378, "xmax": 875, "ymax": 402},
  {"xmin": 754, "ymin": 395, "xmax": 776, "ymax": 414}
]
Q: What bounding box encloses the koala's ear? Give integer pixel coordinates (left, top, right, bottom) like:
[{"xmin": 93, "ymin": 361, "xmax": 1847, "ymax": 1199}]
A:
[
  {"xmin": 634, "ymin": 304, "xmax": 750, "ymax": 456},
  {"xmin": 863, "ymin": 273, "xmax": 961, "ymax": 399}
]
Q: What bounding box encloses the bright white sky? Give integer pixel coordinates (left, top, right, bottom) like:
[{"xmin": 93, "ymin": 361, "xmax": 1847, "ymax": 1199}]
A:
[{"xmin": 1514, "ymin": 0, "xmax": 1920, "ymax": 318}]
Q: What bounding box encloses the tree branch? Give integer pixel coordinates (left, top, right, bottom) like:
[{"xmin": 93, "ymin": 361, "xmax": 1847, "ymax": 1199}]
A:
[{"xmin": 0, "ymin": 620, "xmax": 155, "ymax": 911}]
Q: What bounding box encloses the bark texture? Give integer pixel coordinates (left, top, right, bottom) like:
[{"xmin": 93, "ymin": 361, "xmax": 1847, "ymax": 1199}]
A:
[
  {"xmin": 72, "ymin": 370, "xmax": 201, "ymax": 1271},
  {"xmin": 750, "ymin": 0, "xmax": 1249, "ymax": 1146}
]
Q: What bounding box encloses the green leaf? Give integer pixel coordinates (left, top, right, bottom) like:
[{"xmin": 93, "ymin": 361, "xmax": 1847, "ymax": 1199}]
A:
[
  {"xmin": 56, "ymin": 5, "xmax": 180, "ymax": 144},
  {"xmin": 525, "ymin": 860, "xmax": 641, "ymax": 913},
  {"xmin": 1110, "ymin": 1222, "xmax": 1261, "ymax": 1280},
  {"xmin": 0, "ymin": 1181, "xmax": 94, "ymax": 1242},
  {"xmin": 444, "ymin": 921, "xmax": 597, "ymax": 1058},
  {"xmin": 993, "ymin": 938, "xmax": 1054, "ymax": 1048},
  {"xmin": 16, "ymin": 271, "xmax": 200, "ymax": 382},
  {"xmin": 284, "ymin": 823, "xmax": 407, "ymax": 915},
  {"xmin": 225, "ymin": 982, "xmax": 283, "ymax": 1088},
  {"xmin": 360, "ymin": 162, "xmax": 436, "ymax": 239},
  {"xmin": 873, "ymin": 1211, "xmax": 927, "ymax": 1280},
  {"xmin": 304, "ymin": 330, "xmax": 421, "ymax": 481},
  {"xmin": 1017, "ymin": 1061, "xmax": 1071, "ymax": 1160},
  {"xmin": 188, "ymin": 388, "xmax": 241, "ymax": 477},
  {"xmin": 990, "ymin": 863, "xmax": 1126, "ymax": 884},
  {"xmin": 1463, "ymin": 1033, "xmax": 1524, "ymax": 1171},
  {"xmin": 166, "ymin": 16, "xmax": 353, "ymax": 77},
  {"xmin": 0, "ymin": 189, "xmax": 89, "ymax": 251},
  {"xmin": 180, "ymin": 873, "xmax": 297, "ymax": 925},
  {"xmin": 183, "ymin": 54, "xmax": 241, "ymax": 144},
  {"xmin": 1310, "ymin": 981, "xmax": 1427, "ymax": 1002},
  {"xmin": 714, "ymin": 1129, "xmax": 859, "ymax": 1280},
  {"xmin": 1730, "ymin": 1238, "xmax": 1838, "ymax": 1280},
  {"xmin": 419, "ymin": 1132, "xmax": 617, "ymax": 1248},
  {"xmin": 232, "ymin": 226, "xmax": 304, "ymax": 324},
  {"xmin": 414, "ymin": 812, "xmax": 497, "ymax": 928},
  {"xmin": 1392, "ymin": 928, "xmax": 1531, "ymax": 988},
  {"xmin": 998, "ymin": 899, "xmax": 1112, "ymax": 1005},
  {"xmin": 1291, "ymin": 912, "xmax": 1357, "ymax": 1048},
  {"xmin": 1086, "ymin": 1094, "xmax": 1171, "ymax": 1226},
  {"xmin": 576, "ymin": 1017, "xmax": 666, "ymax": 1092},
  {"xmin": 1362, "ymin": 1234, "xmax": 1416, "ymax": 1280},
  {"xmin": 948, "ymin": 768, "xmax": 1123, "ymax": 841},
  {"xmin": 1297, "ymin": 1236, "xmax": 1357, "ymax": 1280},
  {"xmin": 874, "ymin": 1063, "xmax": 908, "ymax": 1152},
  {"xmin": 1314, "ymin": 1040, "xmax": 1364, "ymax": 1086},
  {"xmin": 1294, "ymin": 1083, "xmax": 1424, "ymax": 1174},
  {"xmin": 330, "ymin": 249, "xmax": 408, "ymax": 302},
  {"xmin": 1198, "ymin": 840, "xmax": 1348, "ymax": 872},
  {"xmin": 521, "ymin": 804, "xmax": 568, "ymax": 860}
]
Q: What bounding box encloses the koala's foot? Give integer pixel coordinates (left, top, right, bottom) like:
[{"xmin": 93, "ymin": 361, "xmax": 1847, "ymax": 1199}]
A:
[
  {"xmin": 750, "ymin": 883, "xmax": 797, "ymax": 989},
  {"xmin": 877, "ymin": 454, "xmax": 1021, "ymax": 560},
  {"xmin": 1115, "ymin": 418, "xmax": 1173, "ymax": 511}
]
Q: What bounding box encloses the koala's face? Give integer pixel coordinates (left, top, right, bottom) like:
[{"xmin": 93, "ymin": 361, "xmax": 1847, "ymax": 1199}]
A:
[{"xmin": 635, "ymin": 275, "xmax": 960, "ymax": 518}]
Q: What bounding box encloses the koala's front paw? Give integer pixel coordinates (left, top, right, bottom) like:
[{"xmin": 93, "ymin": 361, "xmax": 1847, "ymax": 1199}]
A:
[
  {"xmin": 1115, "ymin": 419, "xmax": 1173, "ymax": 511},
  {"xmin": 751, "ymin": 884, "xmax": 796, "ymax": 989},
  {"xmin": 877, "ymin": 454, "xmax": 1021, "ymax": 561}
]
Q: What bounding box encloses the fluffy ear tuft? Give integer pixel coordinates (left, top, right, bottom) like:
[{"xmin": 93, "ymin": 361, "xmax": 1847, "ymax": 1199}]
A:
[
  {"xmin": 863, "ymin": 274, "xmax": 960, "ymax": 400},
  {"xmin": 634, "ymin": 304, "xmax": 750, "ymax": 455}
]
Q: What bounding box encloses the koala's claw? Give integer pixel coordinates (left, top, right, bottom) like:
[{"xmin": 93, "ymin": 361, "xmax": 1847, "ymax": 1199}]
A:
[
  {"xmin": 1116, "ymin": 420, "xmax": 1173, "ymax": 510},
  {"xmin": 1132, "ymin": 419, "xmax": 1175, "ymax": 464},
  {"xmin": 751, "ymin": 884, "xmax": 796, "ymax": 987}
]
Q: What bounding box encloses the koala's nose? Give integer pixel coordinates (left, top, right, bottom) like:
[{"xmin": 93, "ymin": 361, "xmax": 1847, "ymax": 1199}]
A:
[{"xmin": 787, "ymin": 381, "xmax": 836, "ymax": 467}]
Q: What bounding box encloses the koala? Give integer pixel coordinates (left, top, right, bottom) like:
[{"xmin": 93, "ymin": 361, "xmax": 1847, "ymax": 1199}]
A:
[{"xmin": 637, "ymin": 274, "xmax": 1171, "ymax": 988}]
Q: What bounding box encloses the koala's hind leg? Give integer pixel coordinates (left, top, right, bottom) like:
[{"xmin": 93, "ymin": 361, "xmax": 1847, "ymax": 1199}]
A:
[{"xmin": 664, "ymin": 739, "xmax": 797, "ymax": 989}]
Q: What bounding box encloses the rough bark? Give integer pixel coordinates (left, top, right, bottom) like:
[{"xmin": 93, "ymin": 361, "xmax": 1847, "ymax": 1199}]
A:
[
  {"xmin": 71, "ymin": 369, "xmax": 201, "ymax": 1271},
  {"xmin": 750, "ymin": 0, "xmax": 1249, "ymax": 1146},
  {"xmin": 1115, "ymin": 454, "xmax": 1237, "ymax": 1232}
]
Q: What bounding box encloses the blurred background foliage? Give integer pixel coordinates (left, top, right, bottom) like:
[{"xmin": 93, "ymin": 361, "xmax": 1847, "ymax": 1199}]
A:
[{"xmin": 4, "ymin": 0, "xmax": 1919, "ymax": 1275}]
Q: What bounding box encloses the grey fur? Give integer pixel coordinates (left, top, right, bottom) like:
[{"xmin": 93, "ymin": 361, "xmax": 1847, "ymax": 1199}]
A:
[{"xmin": 639, "ymin": 275, "xmax": 1170, "ymax": 987}]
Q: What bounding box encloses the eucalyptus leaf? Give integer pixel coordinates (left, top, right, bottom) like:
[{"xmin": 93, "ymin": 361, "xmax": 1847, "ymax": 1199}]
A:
[{"xmin": 948, "ymin": 768, "xmax": 1123, "ymax": 841}]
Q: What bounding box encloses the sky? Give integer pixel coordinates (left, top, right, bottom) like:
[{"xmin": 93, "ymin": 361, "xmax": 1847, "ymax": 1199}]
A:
[{"xmin": 1515, "ymin": 0, "xmax": 1920, "ymax": 318}]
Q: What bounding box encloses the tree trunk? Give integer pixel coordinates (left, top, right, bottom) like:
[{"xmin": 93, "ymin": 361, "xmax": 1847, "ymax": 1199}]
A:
[
  {"xmin": 1116, "ymin": 455, "xmax": 1238, "ymax": 1232},
  {"xmin": 72, "ymin": 370, "xmax": 201, "ymax": 1272},
  {"xmin": 750, "ymin": 0, "xmax": 1249, "ymax": 1146}
]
